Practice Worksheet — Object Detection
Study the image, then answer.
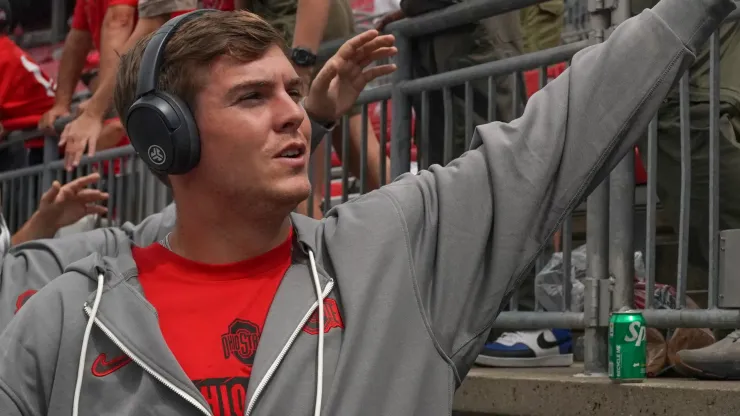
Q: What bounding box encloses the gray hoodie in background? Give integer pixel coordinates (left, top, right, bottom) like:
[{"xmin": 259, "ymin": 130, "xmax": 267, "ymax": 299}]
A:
[
  {"xmin": 0, "ymin": 203, "xmax": 175, "ymax": 330},
  {"xmin": 0, "ymin": 0, "xmax": 734, "ymax": 414}
]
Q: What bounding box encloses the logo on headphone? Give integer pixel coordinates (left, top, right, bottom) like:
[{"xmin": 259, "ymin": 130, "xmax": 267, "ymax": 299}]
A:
[{"xmin": 147, "ymin": 145, "xmax": 166, "ymax": 165}]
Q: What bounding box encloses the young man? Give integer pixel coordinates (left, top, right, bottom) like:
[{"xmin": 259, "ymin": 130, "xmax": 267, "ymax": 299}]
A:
[
  {"xmin": 55, "ymin": 0, "xmax": 194, "ymax": 171},
  {"xmin": 0, "ymin": 3, "xmax": 733, "ymax": 416}
]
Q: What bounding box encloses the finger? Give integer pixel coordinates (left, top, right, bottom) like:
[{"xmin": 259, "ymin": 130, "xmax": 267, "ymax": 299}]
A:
[
  {"xmin": 358, "ymin": 47, "xmax": 398, "ymax": 68},
  {"xmin": 361, "ymin": 64, "xmax": 398, "ymax": 84},
  {"xmin": 66, "ymin": 172, "xmax": 102, "ymax": 192},
  {"xmin": 85, "ymin": 205, "xmax": 109, "ymax": 216},
  {"xmin": 75, "ymin": 189, "xmax": 109, "ymax": 203},
  {"xmin": 311, "ymin": 59, "xmax": 339, "ymax": 93},
  {"xmin": 355, "ymin": 34, "xmax": 396, "ymax": 60},
  {"xmin": 39, "ymin": 181, "xmax": 62, "ymax": 204},
  {"xmin": 336, "ymin": 46, "xmax": 396, "ymax": 78},
  {"xmin": 71, "ymin": 146, "xmax": 84, "ymax": 170},
  {"xmin": 87, "ymin": 136, "xmax": 97, "ymax": 157},
  {"xmin": 38, "ymin": 115, "xmax": 49, "ymax": 131},
  {"xmin": 64, "ymin": 149, "xmax": 76, "ymax": 172},
  {"xmin": 334, "ymin": 30, "xmax": 379, "ymax": 61},
  {"xmin": 58, "ymin": 124, "xmax": 70, "ymax": 146}
]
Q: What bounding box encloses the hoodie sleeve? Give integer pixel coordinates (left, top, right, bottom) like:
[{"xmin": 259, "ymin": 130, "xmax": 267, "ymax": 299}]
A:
[
  {"xmin": 0, "ymin": 204, "xmax": 175, "ymax": 332},
  {"xmin": 380, "ymin": 0, "xmax": 734, "ymax": 373}
]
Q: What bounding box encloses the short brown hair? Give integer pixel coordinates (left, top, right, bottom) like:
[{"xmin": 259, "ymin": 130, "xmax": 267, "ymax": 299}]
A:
[{"xmin": 114, "ymin": 10, "xmax": 286, "ymax": 119}]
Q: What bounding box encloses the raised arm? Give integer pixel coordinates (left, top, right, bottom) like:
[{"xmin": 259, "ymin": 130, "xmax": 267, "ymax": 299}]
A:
[{"xmin": 378, "ymin": 0, "xmax": 734, "ymax": 373}]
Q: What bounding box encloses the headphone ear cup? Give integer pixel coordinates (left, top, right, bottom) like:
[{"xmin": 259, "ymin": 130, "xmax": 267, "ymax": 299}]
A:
[{"xmin": 125, "ymin": 91, "xmax": 200, "ymax": 175}]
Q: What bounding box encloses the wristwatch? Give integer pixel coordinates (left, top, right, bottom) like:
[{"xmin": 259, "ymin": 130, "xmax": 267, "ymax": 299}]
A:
[{"xmin": 291, "ymin": 47, "xmax": 317, "ymax": 67}]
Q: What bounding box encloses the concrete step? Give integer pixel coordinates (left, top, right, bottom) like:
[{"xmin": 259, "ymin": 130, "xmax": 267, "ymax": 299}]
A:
[{"xmin": 452, "ymin": 364, "xmax": 740, "ymax": 416}]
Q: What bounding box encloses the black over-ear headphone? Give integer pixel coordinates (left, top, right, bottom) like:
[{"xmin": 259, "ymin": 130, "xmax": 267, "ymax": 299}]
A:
[{"xmin": 125, "ymin": 9, "xmax": 215, "ymax": 175}]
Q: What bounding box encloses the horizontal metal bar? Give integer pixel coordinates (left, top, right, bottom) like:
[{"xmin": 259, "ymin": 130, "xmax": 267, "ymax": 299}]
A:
[
  {"xmin": 492, "ymin": 312, "xmax": 586, "ymax": 329},
  {"xmin": 356, "ymin": 84, "xmax": 393, "ymax": 105},
  {"xmin": 0, "ymin": 145, "xmax": 137, "ymax": 181},
  {"xmin": 316, "ymin": 2, "xmax": 740, "ymax": 60},
  {"xmin": 385, "ymin": 0, "xmax": 551, "ymax": 37},
  {"xmin": 401, "ymin": 40, "xmax": 591, "ymax": 95},
  {"xmin": 1, "ymin": 132, "xmax": 41, "ymax": 150},
  {"xmin": 640, "ymin": 309, "xmax": 740, "ymax": 329},
  {"xmin": 492, "ymin": 309, "xmax": 740, "ymax": 330}
]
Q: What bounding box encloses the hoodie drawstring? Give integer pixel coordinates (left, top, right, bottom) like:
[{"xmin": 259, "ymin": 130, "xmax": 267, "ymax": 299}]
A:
[
  {"xmin": 307, "ymin": 249, "xmax": 325, "ymax": 416},
  {"xmin": 72, "ymin": 272, "xmax": 105, "ymax": 416},
  {"xmin": 72, "ymin": 252, "xmax": 326, "ymax": 416}
]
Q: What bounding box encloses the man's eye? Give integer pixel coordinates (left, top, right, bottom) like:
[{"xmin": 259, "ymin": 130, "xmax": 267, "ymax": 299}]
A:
[
  {"xmin": 240, "ymin": 93, "xmax": 261, "ymax": 101},
  {"xmin": 288, "ymin": 89, "xmax": 304, "ymax": 99}
]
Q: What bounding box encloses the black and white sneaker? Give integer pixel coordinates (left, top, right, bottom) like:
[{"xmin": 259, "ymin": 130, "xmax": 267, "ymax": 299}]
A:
[{"xmin": 475, "ymin": 329, "xmax": 574, "ymax": 368}]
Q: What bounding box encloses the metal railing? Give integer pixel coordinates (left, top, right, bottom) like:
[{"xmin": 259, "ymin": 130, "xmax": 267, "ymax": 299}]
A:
[{"xmin": 3, "ymin": 0, "xmax": 740, "ymax": 379}]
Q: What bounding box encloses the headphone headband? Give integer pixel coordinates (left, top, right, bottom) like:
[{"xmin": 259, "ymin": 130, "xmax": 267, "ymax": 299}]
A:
[{"xmin": 135, "ymin": 9, "xmax": 214, "ymax": 99}]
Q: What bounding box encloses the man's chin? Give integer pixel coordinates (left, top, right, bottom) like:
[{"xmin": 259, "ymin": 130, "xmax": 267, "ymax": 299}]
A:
[{"xmin": 271, "ymin": 180, "xmax": 312, "ymax": 205}]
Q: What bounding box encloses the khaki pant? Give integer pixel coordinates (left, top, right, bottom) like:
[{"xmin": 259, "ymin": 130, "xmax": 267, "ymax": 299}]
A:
[
  {"xmin": 520, "ymin": 0, "xmax": 564, "ymax": 53},
  {"xmin": 636, "ymin": 102, "xmax": 740, "ymax": 308},
  {"xmin": 410, "ymin": 13, "xmax": 523, "ymax": 166}
]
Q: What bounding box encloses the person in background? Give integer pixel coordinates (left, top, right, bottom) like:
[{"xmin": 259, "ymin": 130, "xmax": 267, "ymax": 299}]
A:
[
  {"xmin": 6, "ymin": 173, "xmax": 108, "ymax": 247},
  {"xmin": 54, "ymin": 0, "xmax": 193, "ymax": 171},
  {"xmin": 626, "ymin": 0, "xmax": 740, "ymax": 380},
  {"xmin": 0, "ymin": 0, "xmax": 55, "ymax": 168},
  {"xmin": 229, "ymin": 0, "xmax": 391, "ymax": 218},
  {"xmin": 377, "ymin": 0, "xmax": 523, "ymax": 167},
  {"xmin": 520, "ymin": 0, "xmax": 564, "ymax": 53},
  {"xmin": 37, "ymin": 0, "xmax": 139, "ymax": 164}
]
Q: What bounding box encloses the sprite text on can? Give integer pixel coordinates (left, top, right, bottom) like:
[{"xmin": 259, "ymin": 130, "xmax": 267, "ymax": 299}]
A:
[{"xmin": 608, "ymin": 310, "xmax": 647, "ymax": 382}]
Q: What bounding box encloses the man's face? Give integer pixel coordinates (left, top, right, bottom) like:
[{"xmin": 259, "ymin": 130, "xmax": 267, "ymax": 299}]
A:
[{"xmin": 188, "ymin": 45, "xmax": 312, "ymax": 208}]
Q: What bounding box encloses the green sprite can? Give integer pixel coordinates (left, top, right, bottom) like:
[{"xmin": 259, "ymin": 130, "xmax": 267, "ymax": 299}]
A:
[{"xmin": 608, "ymin": 310, "xmax": 647, "ymax": 383}]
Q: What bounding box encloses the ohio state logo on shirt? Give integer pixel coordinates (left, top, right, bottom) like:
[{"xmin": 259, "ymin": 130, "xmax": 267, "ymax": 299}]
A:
[
  {"xmin": 221, "ymin": 319, "xmax": 261, "ymax": 366},
  {"xmin": 303, "ymin": 299, "xmax": 344, "ymax": 335}
]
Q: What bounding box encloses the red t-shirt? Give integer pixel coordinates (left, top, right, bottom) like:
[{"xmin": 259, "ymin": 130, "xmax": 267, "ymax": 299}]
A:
[
  {"xmin": 133, "ymin": 232, "xmax": 292, "ymax": 414},
  {"xmin": 0, "ymin": 36, "xmax": 56, "ymax": 148},
  {"xmin": 71, "ymin": 0, "xmax": 139, "ymax": 51}
]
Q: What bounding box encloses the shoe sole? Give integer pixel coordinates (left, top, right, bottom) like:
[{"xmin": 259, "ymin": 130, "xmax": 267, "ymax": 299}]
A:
[
  {"xmin": 475, "ymin": 353, "xmax": 574, "ymax": 368},
  {"xmin": 673, "ymin": 355, "xmax": 740, "ymax": 380}
]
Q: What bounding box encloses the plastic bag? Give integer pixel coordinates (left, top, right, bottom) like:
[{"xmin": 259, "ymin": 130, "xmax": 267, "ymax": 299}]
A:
[
  {"xmin": 646, "ymin": 327, "xmax": 668, "ymax": 377},
  {"xmin": 533, "ymin": 244, "xmax": 587, "ymax": 312}
]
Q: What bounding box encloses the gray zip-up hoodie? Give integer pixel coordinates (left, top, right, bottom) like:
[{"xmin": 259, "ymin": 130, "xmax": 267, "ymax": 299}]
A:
[{"xmin": 0, "ymin": 0, "xmax": 733, "ymax": 414}]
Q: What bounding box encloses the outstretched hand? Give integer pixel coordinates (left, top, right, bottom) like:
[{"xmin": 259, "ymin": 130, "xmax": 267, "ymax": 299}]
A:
[
  {"xmin": 35, "ymin": 173, "xmax": 109, "ymax": 231},
  {"xmin": 303, "ymin": 30, "xmax": 397, "ymax": 122},
  {"xmin": 12, "ymin": 173, "xmax": 109, "ymax": 245},
  {"xmin": 59, "ymin": 112, "xmax": 103, "ymax": 172}
]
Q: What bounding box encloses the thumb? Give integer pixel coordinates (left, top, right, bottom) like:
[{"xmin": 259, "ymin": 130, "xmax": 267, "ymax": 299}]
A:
[
  {"xmin": 40, "ymin": 181, "xmax": 62, "ymax": 205},
  {"xmin": 311, "ymin": 60, "xmax": 339, "ymax": 94}
]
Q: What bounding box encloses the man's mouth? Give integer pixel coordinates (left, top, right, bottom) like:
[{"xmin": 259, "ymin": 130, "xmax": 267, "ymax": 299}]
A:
[{"xmin": 279, "ymin": 148, "xmax": 303, "ymax": 158}]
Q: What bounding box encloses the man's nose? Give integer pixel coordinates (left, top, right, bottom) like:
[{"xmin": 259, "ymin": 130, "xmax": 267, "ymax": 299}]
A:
[{"xmin": 274, "ymin": 94, "xmax": 305, "ymax": 133}]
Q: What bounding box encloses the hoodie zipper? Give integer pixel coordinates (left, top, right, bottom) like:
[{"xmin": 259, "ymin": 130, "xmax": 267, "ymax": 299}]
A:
[
  {"xmin": 83, "ymin": 304, "xmax": 213, "ymax": 416},
  {"xmin": 245, "ymin": 280, "xmax": 334, "ymax": 416}
]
